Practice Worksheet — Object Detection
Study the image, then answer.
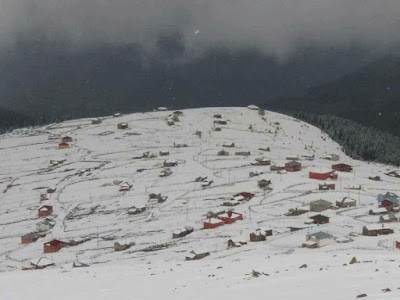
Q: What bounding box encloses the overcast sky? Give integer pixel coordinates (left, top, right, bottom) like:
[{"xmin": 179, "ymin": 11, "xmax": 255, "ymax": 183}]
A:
[{"xmin": 1, "ymin": 0, "xmax": 400, "ymax": 57}]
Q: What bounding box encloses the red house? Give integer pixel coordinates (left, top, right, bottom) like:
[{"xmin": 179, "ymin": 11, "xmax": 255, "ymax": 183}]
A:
[
  {"xmin": 44, "ymin": 239, "xmax": 67, "ymax": 253},
  {"xmin": 217, "ymin": 211, "xmax": 243, "ymax": 224},
  {"xmin": 332, "ymin": 163, "xmax": 353, "ymax": 172},
  {"xmin": 21, "ymin": 232, "xmax": 41, "ymax": 244},
  {"xmin": 58, "ymin": 142, "xmax": 70, "ymax": 149},
  {"xmin": 285, "ymin": 161, "xmax": 302, "ymax": 172},
  {"xmin": 38, "ymin": 205, "xmax": 53, "ymax": 218},
  {"xmin": 396, "ymin": 241, "xmax": 400, "ymax": 249},
  {"xmin": 309, "ymin": 170, "xmax": 338, "ymax": 180},
  {"xmin": 380, "ymin": 199, "xmax": 395, "ymax": 208},
  {"xmin": 203, "ymin": 218, "xmax": 225, "ymax": 229}
]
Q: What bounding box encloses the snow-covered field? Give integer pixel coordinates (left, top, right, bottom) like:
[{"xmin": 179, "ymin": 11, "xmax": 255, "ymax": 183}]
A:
[{"xmin": 0, "ymin": 107, "xmax": 399, "ymax": 299}]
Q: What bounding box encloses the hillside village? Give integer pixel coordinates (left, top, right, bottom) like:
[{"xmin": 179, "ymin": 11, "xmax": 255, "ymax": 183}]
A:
[{"xmin": 1, "ymin": 107, "xmax": 400, "ymax": 299}]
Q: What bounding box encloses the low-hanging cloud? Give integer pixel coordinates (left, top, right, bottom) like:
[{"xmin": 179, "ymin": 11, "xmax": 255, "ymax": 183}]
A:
[{"xmin": 2, "ymin": 0, "xmax": 400, "ymax": 58}]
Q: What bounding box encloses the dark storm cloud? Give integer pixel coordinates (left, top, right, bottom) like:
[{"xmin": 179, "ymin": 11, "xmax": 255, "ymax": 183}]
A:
[{"xmin": 1, "ymin": 0, "xmax": 400, "ymax": 57}]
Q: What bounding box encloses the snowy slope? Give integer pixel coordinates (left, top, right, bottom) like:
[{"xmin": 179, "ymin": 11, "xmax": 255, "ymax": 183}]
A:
[{"xmin": 0, "ymin": 107, "xmax": 399, "ymax": 299}]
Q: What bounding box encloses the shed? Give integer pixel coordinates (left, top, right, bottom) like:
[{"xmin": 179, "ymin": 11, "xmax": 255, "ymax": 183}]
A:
[
  {"xmin": 172, "ymin": 226, "xmax": 194, "ymax": 239},
  {"xmin": 173, "ymin": 111, "xmax": 183, "ymax": 116},
  {"xmin": 253, "ymin": 157, "xmax": 271, "ymax": 166},
  {"xmin": 285, "ymin": 161, "xmax": 301, "ymax": 172},
  {"xmin": 218, "ymin": 149, "xmax": 229, "ymax": 156},
  {"xmin": 362, "ymin": 225, "xmax": 394, "ymax": 236},
  {"xmin": 58, "ymin": 142, "xmax": 70, "ymax": 149},
  {"xmin": 233, "ymin": 192, "xmax": 255, "ymax": 201},
  {"xmin": 250, "ymin": 232, "xmax": 266, "ymax": 242},
  {"xmin": 163, "ymin": 160, "xmax": 178, "ymax": 167},
  {"xmin": 203, "ymin": 218, "xmax": 224, "ymax": 229},
  {"xmin": 369, "ymin": 207, "xmax": 388, "ymax": 215},
  {"xmin": 332, "ymin": 163, "xmax": 353, "ymax": 172},
  {"xmin": 38, "ymin": 205, "xmax": 53, "ymax": 218},
  {"xmin": 217, "ymin": 211, "xmax": 243, "ymax": 224},
  {"xmin": 310, "ymin": 199, "xmax": 332, "ymax": 212},
  {"xmin": 235, "ymin": 151, "xmax": 251, "ymax": 156},
  {"xmin": 44, "ymin": 239, "xmax": 66, "ymax": 253},
  {"xmin": 258, "ymin": 179, "xmax": 271, "ymax": 189},
  {"xmin": 91, "ymin": 118, "xmax": 102, "ymax": 125},
  {"xmin": 114, "ymin": 242, "xmax": 135, "ymax": 251}
]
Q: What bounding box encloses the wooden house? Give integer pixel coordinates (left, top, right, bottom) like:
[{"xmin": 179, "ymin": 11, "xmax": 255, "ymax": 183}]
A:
[
  {"xmin": 185, "ymin": 250, "xmax": 210, "ymax": 261},
  {"xmin": 310, "ymin": 214, "xmax": 330, "ymax": 225},
  {"xmin": 270, "ymin": 165, "xmax": 285, "ymax": 171},
  {"xmin": 362, "ymin": 225, "xmax": 394, "ymax": 236},
  {"xmin": 319, "ymin": 183, "xmax": 335, "ymax": 190},
  {"xmin": 44, "ymin": 239, "xmax": 66, "ymax": 253},
  {"xmin": 336, "ymin": 197, "xmax": 356, "ymax": 208},
  {"xmin": 217, "ymin": 211, "xmax": 243, "ymax": 224},
  {"xmin": 91, "ymin": 118, "xmax": 102, "ymax": 125},
  {"xmin": 332, "ymin": 163, "xmax": 353, "ymax": 172},
  {"xmin": 159, "ymin": 168, "xmax": 173, "ymax": 177},
  {"xmin": 309, "ymin": 169, "xmax": 338, "ymax": 180},
  {"xmin": 285, "ymin": 161, "xmax": 301, "ymax": 172},
  {"xmin": 117, "ymin": 122, "xmax": 128, "ymax": 130},
  {"xmin": 369, "ymin": 207, "xmax": 389, "ymax": 215},
  {"xmin": 253, "ymin": 157, "xmax": 271, "ymax": 166},
  {"xmin": 379, "ymin": 214, "xmax": 399, "ymax": 223},
  {"xmin": 227, "ymin": 239, "xmax": 247, "ymax": 248},
  {"xmin": 233, "ymin": 192, "xmax": 255, "ymax": 201},
  {"xmin": 58, "ymin": 142, "xmax": 70, "ymax": 149},
  {"xmin": 163, "ymin": 160, "xmax": 178, "ymax": 167},
  {"xmin": 310, "ymin": 199, "xmax": 332, "ymax": 212},
  {"xmin": 159, "ymin": 151, "xmax": 170, "ymax": 156},
  {"xmin": 203, "ymin": 218, "xmax": 224, "ymax": 229},
  {"xmin": 250, "ymin": 232, "xmax": 266, "ymax": 242},
  {"xmin": 21, "ymin": 232, "xmax": 42, "ymax": 244},
  {"xmin": 61, "ymin": 136, "xmax": 73, "ymax": 143},
  {"xmin": 213, "ymin": 120, "xmax": 227, "ymax": 125},
  {"xmin": 38, "ymin": 205, "xmax": 53, "ymax": 218},
  {"xmin": 369, "ymin": 176, "xmax": 381, "ymax": 181},
  {"xmin": 119, "ymin": 182, "xmax": 132, "ymax": 192},
  {"xmin": 377, "ymin": 192, "xmax": 399, "ymax": 207}
]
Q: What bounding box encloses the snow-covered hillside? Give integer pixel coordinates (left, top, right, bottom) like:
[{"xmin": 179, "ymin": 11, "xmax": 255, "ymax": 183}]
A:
[{"xmin": 0, "ymin": 107, "xmax": 400, "ymax": 299}]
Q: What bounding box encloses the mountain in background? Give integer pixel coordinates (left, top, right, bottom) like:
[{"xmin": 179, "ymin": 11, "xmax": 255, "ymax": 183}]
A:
[{"xmin": 269, "ymin": 56, "xmax": 400, "ymax": 136}]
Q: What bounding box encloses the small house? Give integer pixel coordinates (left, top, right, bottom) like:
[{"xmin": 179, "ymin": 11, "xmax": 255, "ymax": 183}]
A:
[
  {"xmin": 218, "ymin": 149, "xmax": 229, "ymax": 156},
  {"xmin": 369, "ymin": 207, "xmax": 388, "ymax": 215},
  {"xmin": 213, "ymin": 114, "xmax": 222, "ymax": 118},
  {"xmin": 117, "ymin": 122, "xmax": 128, "ymax": 130},
  {"xmin": 285, "ymin": 207, "xmax": 309, "ymax": 216},
  {"xmin": 250, "ymin": 232, "xmax": 266, "ymax": 242},
  {"xmin": 159, "ymin": 168, "xmax": 173, "ymax": 177},
  {"xmin": 336, "ymin": 197, "xmax": 356, "ymax": 208},
  {"xmin": 214, "ymin": 119, "xmax": 227, "ymax": 125},
  {"xmin": 29, "ymin": 258, "xmax": 54, "ymax": 270},
  {"xmin": 119, "ymin": 182, "xmax": 132, "ymax": 192},
  {"xmin": 61, "ymin": 136, "xmax": 73, "ymax": 143},
  {"xmin": 258, "ymin": 179, "xmax": 271, "ymax": 189},
  {"xmin": 270, "ymin": 165, "xmax": 285, "ymax": 171},
  {"xmin": 332, "ymin": 163, "xmax": 353, "ymax": 172},
  {"xmin": 286, "ymin": 155, "xmax": 299, "ymax": 161},
  {"xmin": 21, "ymin": 232, "xmax": 42, "ymax": 244},
  {"xmin": 163, "ymin": 160, "xmax": 178, "ymax": 167},
  {"xmin": 36, "ymin": 218, "xmax": 55, "ymax": 232},
  {"xmin": 217, "ymin": 211, "xmax": 243, "ymax": 224},
  {"xmin": 185, "ymin": 250, "xmax": 210, "ymax": 261},
  {"xmin": 38, "ymin": 205, "xmax": 53, "ymax": 218},
  {"xmin": 227, "ymin": 239, "xmax": 247, "ymax": 248},
  {"xmin": 379, "ymin": 214, "xmax": 399, "ymax": 223},
  {"xmin": 235, "ymin": 151, "xmax": 251, "ymax": 156},
  {"xmin": 127, "ymin": 206, "xmax": 146, "ymax": 215},
  {"xmin": 149, "ymin": 193, "xmax": 168, "ymax": 203},
  {"xmin": 40, "ymin": 193, "xmax": 49, "ymax": 201},
  {"xmin": 173, "ymin": 111, "xmax": 183, "ymax": 116},
  {"xmin": 369, "ymin": 176, "xmax": 381, "ymax": 181},
  {"xmin": 303, "ymin": 231, "xmax": 335, "ymax": 248},
  {"xmin": 91, "ymin": 118, "xmax": 102, "ymax": 125},
  {"xmin": 203, "ymin": 218, "xmax": 225, "ymax": 229},
  {"xmin": 319, "ymin": 183, "xmax": 336, "ymax": 190},
  {"xmin": 377, "ymin": 192, "xmax": 399, "ymax": 206},
  {"xmin": 233, "ymin": 192, "xmax": 255, "ymax": 201},
  {"xmin": 362, "ymin": 225, "xmax": 394, "ymax": 236},
  {"xmin": 322, "ymin": 154, "xmax": 340, "ymax": 161},
  {"xmin": 114, "ymin": 242, "xmax": 135, "ymax": 251},
  {"xmin": 172, "ymin": 226, "xmax": 194, "ymax": 239},
  {"xmin": 159, "ymin": 151, "xmax": 170, "ymax": 156},
  {"xmin": 247, "ymin": 105, "xmax": 259, "ymax": 110},
  {"xmin": 44, "ymin": 239, "xmax": 66, "ymax": 253},
  {"xmin": 310, "ymin": 199, "xmax": 332, "ymax": 212},
  {"xmin": 223, "ymin": 200, "xmax": 240, "ymax": 207},
  {"xmin": 309, "ymin": 214, "xmax": 330, "ymax": 225},
  {"xmin": 253, "ymin": 157, "xmax": 271, "ymax": 166},
  {"xmin": 285, "ymin": 161, "xmax": 301, "ymax": 172},
  {"xmin": 309, "ymin": 169, "xmax": 338, "ymax": 181},
  {"xmin": 58, "ymin": 142, "xmax": 70, "ymax": 149},
  {"xmin": 223, "ymin": 142, "xmax": 235, "ymax": 148}
]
